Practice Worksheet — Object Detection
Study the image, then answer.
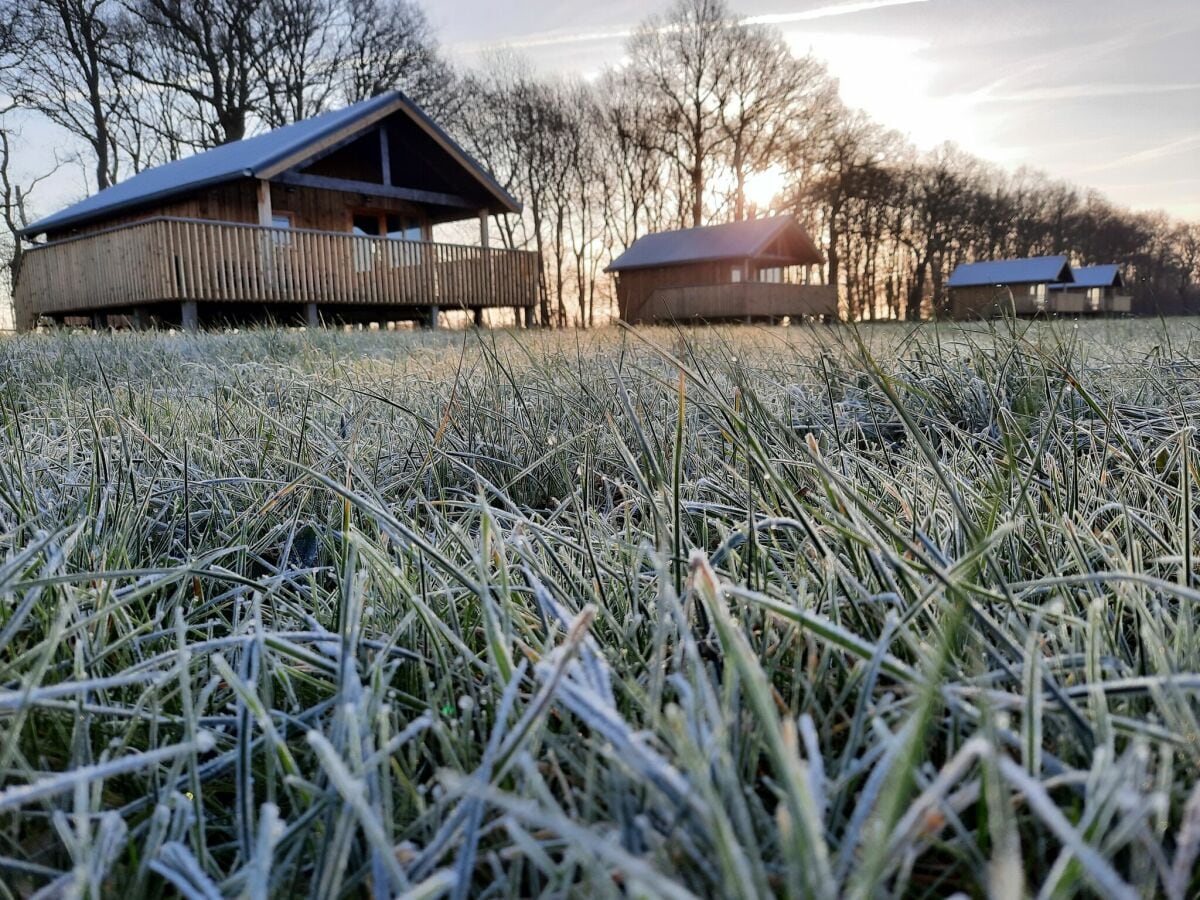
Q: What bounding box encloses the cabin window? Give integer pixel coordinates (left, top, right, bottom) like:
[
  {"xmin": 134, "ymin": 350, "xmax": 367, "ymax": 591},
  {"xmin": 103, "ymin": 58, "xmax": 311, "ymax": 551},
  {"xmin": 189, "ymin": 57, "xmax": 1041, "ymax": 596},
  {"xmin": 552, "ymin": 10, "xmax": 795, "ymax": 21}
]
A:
[
  {"xmin": 352, "ymin": 211, "xmax": 424, "ymax": 270},
  {"xmin": 271, "ymin": 212, "xmax": 294, "ymax": 247},
  {"xmin": 759, "ymin": 267, "xmax": 782, "ymax": 284},
  {"xmin": 1088, "ymin": 287, "xmax": 1102, "ymax": 309},
  {"xmin": 385, "ymin": 214, "xmax": 423, "ymax": 267},
  {"xmin": 352, "ymin": 214, "xmax": 381, "ymax": 236},
  {"xmin": 731, "ymin": 266, "xmax": 743, "ymax": 284},
  {"xmin": 385, "ymin": 214, "xmax": 422, "ymax": 242},
  {"xmin": 351, "ymin": 213, "xmax": 380, "ymax": 272}
]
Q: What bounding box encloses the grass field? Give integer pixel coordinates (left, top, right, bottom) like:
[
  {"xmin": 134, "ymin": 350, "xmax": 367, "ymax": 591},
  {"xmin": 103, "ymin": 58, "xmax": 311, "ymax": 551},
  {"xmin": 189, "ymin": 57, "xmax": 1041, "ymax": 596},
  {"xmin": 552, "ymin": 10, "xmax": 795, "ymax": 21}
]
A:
[{"xmin": 1, "ymin": 319, "xmax": 1200, "ymax": 898}]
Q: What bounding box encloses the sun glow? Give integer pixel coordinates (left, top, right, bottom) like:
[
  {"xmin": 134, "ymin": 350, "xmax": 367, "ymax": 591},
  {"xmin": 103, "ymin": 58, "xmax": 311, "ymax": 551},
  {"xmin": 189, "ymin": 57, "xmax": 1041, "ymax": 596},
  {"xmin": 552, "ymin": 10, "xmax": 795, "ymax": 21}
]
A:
[{"xmin": 743, "ymin": 165, "xmax": 789, "ymax": 212}]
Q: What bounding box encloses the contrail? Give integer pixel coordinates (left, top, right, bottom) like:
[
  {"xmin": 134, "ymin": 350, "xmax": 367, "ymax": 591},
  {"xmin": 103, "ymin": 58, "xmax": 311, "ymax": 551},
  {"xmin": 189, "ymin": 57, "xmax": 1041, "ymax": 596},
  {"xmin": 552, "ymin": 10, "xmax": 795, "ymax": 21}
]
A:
[
  {"xmin": 981, "ymin": 82, "xmax": 1200, "ymax": 104},
  {"xmin": 746, "ymin": 0, "xmax": 934, "ymax": 25},
  {"xmin": 452, "ymin": 0, "xmax": 934, "ymax": 54},
  {"xmin": 1079, "ymin": 131, "xmax": 1200, "ymax": 174}
]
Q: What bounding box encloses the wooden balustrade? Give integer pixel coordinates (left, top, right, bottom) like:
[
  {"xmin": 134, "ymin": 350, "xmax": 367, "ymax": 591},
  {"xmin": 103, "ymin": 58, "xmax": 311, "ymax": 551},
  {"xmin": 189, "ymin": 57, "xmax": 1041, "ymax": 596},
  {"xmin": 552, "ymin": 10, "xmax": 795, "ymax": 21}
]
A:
[
  {"xmin": 15, "ymin": 217, "xmax": 539, "ymax": 323},
  {"xmin": 637, "ymin": 282, "xmax": 838, "ymax": 323}
]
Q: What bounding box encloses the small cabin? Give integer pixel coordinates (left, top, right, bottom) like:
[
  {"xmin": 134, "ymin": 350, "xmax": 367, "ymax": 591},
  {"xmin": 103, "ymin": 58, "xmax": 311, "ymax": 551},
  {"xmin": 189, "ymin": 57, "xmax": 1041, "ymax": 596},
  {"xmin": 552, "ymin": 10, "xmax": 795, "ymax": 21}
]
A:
[
  {"xmin": 948, "ymin": 256, "xmax": 1075, "ymax": 319},
  {"xmin": 605, "ymin": 216, "xmax": 836, "ymax": 324},
  {"xmin": 1049, "ymin": 265, "xmax": 1131, "ymax": 315},
  {"xmin": 15, "ymin": 92, "xmax": 538, "ymax": 331}
]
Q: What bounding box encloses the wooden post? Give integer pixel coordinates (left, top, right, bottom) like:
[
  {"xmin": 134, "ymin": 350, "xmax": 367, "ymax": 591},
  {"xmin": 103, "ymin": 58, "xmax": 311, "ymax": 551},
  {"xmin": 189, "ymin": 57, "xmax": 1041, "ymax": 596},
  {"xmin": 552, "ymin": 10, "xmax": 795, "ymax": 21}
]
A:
[
  {"xmin": 181, "ymin": 301, "xmax": 199, "ymax": 332},
  {"xmin": 305, "ymin": 302, "xmax": 320, "ymax": 329},
  {"xmin": 428, "ymin": 305, "xmax": 440, "ymax": 330},
  {"xmin": 479, "ymin": 209, "xmax": 492, "ymax": 309},
  {"xmin": 473, "ymin": 308, "xmax": 484, "ymax": 328},
  {"xmin": 256, "ymin": 179, "xmax": 273, "ymax": 226},
  {"xmin": 379, "ymin": 128, "xmax": 392, "ymax": 186},
  {"xmin": 512, "ymin": 306, "xmax": 522, "ymax": 328},
  {"xmin": 257, "ymin": 179, "xmax": 275, "ymax": 293},
  {"xmin": 131, "ymin": 306, "xmax": 148, "ymax": 331},
  {"xmin": 91, "ymin": 312, "xmax": 106, "ymax": 331},
  {"xmin": 524, "ymin": 305, "xmax": 535, "ymax": 329}
]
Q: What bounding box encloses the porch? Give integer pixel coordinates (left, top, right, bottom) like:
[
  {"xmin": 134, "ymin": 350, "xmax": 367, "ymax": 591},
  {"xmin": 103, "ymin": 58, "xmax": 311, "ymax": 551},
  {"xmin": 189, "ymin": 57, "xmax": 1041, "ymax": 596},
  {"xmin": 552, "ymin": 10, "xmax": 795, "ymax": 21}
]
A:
[{"xmin": 16, "ymin": 216, "xmax": 539, "ymax": 331}]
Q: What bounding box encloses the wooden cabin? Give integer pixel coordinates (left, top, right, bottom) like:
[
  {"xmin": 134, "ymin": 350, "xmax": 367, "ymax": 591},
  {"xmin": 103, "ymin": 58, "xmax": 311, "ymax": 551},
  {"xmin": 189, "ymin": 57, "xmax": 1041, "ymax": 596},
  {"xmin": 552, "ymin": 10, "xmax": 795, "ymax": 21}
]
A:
[
  {"xmin": 605, "ymin": 216, "xmax": 835, "ymax": 324},
  {"xmin": 14, "ymin": 92, "xmax": 538, "ymax": 331},
  {"xmin": 948, "ymin": 256, "xmax": 1075, "ymax": 319},
  {"xmin": 1048, "ymin": 265, "xmax": 1131, "ymax": 315}
]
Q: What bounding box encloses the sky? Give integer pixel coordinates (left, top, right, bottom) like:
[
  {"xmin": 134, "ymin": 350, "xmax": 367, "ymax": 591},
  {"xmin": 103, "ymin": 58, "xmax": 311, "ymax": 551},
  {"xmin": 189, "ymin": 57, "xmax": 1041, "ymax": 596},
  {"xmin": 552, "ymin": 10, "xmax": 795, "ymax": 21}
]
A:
[
  {"xmin": 12, "ymin": 0, "xmax": 1200, "ymax": 222},
  {"xmin": 428, "ymin": 0, "xmax": 1200, "ymax": 220}
]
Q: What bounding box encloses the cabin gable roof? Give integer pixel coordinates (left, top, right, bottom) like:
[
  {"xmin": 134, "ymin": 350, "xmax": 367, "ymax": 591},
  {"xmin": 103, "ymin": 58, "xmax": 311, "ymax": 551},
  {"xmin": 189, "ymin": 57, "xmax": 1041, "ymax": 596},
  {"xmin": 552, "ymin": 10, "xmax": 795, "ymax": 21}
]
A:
[
  {"xmin": 1049, "ymin": 264, "xmax": 1124, "ymax": 291},
  {"xmin": 23, "ymin": 92, "xmax": 520, "ymax": 238},
  {"xmin": 604, "ymin": 215, "xmax": 823, "ymax": 273},
  {"xmin": 948, "ymin": 256, "xmax": 1074, "ymax": 289}
]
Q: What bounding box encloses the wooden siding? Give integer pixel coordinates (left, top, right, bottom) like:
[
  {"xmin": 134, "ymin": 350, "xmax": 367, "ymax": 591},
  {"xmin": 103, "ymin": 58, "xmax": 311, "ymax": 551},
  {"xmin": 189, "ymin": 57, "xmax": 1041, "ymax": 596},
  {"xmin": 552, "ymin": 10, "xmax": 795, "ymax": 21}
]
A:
[
  {"xmin": 616, "ymin": 262, "xmax": 735, "ymax": 321},
  {"xmin": 950, "ymin": 285, "xmax": 1043, "ymax": 319},
  {"xmin": 270, "ymin": 183, "xmax": 429, "ymax": 234},
  {"xmin": 638, "ymin": 283, "xmax": 837, "ymax": 323},
  {"xmin": 45, "ymin": 179, "xmax": 432, "ymax": 242},
  {"xmin": 15, "ymin": 217, "xmax": 537, "ymax": 325}
]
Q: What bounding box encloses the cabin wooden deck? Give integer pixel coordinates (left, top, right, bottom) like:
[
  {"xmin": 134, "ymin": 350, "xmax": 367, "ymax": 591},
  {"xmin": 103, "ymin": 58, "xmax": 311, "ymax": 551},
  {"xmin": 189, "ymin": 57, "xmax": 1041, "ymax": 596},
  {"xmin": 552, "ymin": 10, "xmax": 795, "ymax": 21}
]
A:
[
  {"xmin": 15, "ymin": 217, "xmax": 539, "ymax": 330},
  {"xmin": 636, "ymin": 282, "xmax": 838, "ymax": 323}
]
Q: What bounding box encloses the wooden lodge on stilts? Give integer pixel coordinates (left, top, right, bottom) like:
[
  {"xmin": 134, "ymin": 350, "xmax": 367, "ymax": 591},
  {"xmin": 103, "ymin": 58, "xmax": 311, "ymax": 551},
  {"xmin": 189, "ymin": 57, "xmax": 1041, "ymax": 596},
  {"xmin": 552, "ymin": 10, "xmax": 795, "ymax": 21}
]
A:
[
  {"xmin": 605, "ymin": 215, "xmax": 837, "ymax": 325},
  {"xmin": 14, "ymin": 92, "xmax": 538, "ymax": 331}
]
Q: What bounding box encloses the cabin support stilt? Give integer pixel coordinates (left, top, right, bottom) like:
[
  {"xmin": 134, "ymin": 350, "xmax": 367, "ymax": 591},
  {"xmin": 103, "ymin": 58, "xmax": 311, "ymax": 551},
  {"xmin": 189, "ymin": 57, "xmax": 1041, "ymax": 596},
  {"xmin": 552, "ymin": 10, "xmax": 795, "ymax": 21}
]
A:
[
  {"xmin": 473, "ymin": 308, "xmax": 484, "ymax": 328},
  {"xmin": 91, "ymin": 312, "xmax": 106, "ymax": 331},
  {"xmin": 181, "ymin": 301, "xmax": 199, "ymax": 332},
  {"xmin": 305, "ymin": 302, "xmax": 320, "ymax": 329},
  {"xmin": 479, "ymin": 209, "xmax": 493, "ymax": 308},
  {"xmin": 131, "ymin": 307, "xmax": 148, "ymax": 331},
  {"xmin": 427, "ymin": 305, "xmax": 440, "ymax": 329},
  {"xmin": 524, "ymin": 306, "xmax": 535, "ymax": 329}
]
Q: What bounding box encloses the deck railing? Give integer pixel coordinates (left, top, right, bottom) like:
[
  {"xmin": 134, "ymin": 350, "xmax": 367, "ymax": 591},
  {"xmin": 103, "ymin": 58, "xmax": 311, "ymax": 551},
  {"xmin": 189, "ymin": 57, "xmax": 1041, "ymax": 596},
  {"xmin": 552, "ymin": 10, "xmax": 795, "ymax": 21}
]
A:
[{"xmin": 16, "ymin": 217, "xmax": 539, "ymax": 319}]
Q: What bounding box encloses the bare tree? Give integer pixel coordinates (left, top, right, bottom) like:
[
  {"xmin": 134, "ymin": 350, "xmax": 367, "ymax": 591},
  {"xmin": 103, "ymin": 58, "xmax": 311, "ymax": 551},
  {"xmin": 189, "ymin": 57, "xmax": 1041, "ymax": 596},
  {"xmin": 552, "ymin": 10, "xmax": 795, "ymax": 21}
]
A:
[
  {"xmin": 627, "ymin": 0, "xmax": 739, "ymax": 228},
  {"xmin": 8, "ymin": 0, "xmax": 129, "ymax": 189},
  {"xmin": 256, "ymin": 0, "xmax": 337, "ymax": 126},
  {"xmin": 719, "ymin": 33, "xmax": 833, "ymax": 221},
  {"xmin": 336, "ymin": 0, "xmax": 451, "ymax": 114},
  {"xmin": 0, "ymin": 125, "xmax": 63, "ymax": 329},
  {"xmin": 118, "ymin": 0, "xmax": 272, "ymax": 148},
  {"xmin": 598, "ymin": 69, "xmax": 673, "ymax": 249},
  {"xmin": 456, "ymin": 56, "xmax": 560, "ymax": 325}
]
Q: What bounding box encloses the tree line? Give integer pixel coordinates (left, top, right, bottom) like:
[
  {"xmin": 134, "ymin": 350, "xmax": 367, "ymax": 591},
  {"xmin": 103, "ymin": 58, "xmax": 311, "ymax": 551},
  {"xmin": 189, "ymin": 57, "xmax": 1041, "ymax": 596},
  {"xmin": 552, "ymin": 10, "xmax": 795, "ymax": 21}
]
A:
[{"xmin": 1, "ymin": 0, "xmax": 1197, "ymax": 325}]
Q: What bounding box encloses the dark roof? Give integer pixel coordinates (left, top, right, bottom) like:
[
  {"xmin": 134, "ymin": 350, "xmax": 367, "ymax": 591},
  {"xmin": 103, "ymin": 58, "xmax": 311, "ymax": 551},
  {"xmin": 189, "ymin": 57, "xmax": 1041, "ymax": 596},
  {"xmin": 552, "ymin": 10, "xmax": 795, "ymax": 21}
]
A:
[
  {"xmin": 605, "ymin": 215, "xmax": 823, "ymax": 273},
  {"xmin": 948, "ymin": 256, "xmax": 1074, "ymax": 289},
  {"xmin": 1049, "ymin": 264, "xmax": 1123, "ymax": 291},
  {"xmin": 24, "ymin": 92, "xmax": 520, "ymax": 237}
]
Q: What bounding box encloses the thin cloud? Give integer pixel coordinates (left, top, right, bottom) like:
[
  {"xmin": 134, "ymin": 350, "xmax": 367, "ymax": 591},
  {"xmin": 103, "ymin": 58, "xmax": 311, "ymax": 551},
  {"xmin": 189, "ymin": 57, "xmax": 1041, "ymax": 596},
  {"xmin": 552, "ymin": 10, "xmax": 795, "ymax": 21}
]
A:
[
  {"xmin": 746, "ymin": 0, "xmax": 933, "ymax": 25},
  {"xmin": 981, "ymin": 82, "xmax": 1200, "ymax": 103},
  {"xmin": 452, "ymin": 0, "xmax": 934, "ymax": 55},
  {"xmin": 1080, "ymin": 132, "xmax": 1200, "ymax": 174}
]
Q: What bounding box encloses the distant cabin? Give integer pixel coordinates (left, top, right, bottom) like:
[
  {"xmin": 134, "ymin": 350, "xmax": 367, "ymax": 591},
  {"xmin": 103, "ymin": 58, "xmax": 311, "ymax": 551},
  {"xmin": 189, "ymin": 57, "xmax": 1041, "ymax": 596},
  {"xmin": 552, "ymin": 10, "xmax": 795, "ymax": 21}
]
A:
[
  {"xmin": 604, "ymin": 216, "xmax": 836, "ymax": 324},
  {"xmin": 15, "ymin": 91, "xmax": 538, "ymax": 331},
  {"xmin": 947, "ymin": 256, "xmax": 1075, "ymax": 319},
  {"xmin": 1049, "ymin": 265, "xmax": 1131, "ymax": 315}
]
